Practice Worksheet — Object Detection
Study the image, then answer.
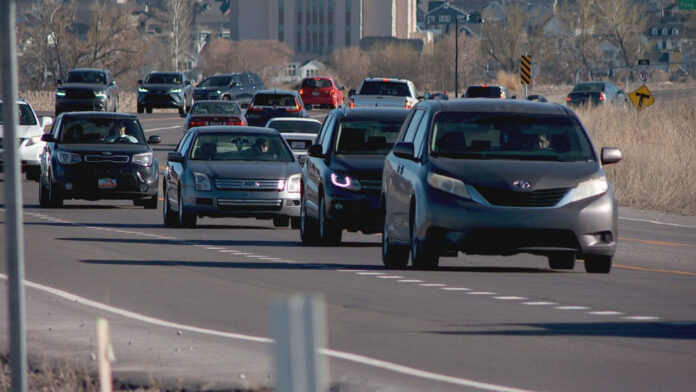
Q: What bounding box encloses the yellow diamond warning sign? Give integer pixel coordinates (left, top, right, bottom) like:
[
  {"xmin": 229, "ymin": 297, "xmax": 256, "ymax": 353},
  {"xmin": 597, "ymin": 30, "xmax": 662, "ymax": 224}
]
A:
[{"xmin": 628, "ymin": 84, "xmax": 655, "ymax": 111}]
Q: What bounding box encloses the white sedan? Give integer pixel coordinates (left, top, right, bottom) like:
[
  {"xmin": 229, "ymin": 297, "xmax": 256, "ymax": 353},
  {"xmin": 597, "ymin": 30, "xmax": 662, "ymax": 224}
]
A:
[
  {"xmin": 264, "ymin": 117, "xmax": 322, "ymax": 165},
  {"xmin": 0, "ymin": 98, "xmax": 53, "ymax": 180}
]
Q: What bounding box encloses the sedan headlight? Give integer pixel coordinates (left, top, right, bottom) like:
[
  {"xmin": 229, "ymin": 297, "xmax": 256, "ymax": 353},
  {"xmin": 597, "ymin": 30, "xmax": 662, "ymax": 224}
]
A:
[
  {"xmin": 95, "ymin": 90, "xmax": 107, "ymax": 98},
  {"xmin": 194, "ymin": 172, "xmax": 212, "ymax": 191},
  {"xmin": 25, "ymin": 135, "xmax": 43, "ymax": 147},
  {"xmin": 138, "ymin": 87, "xmax": 148, "ymax": 93},
  {"xmin": 169, "ymin": 88, "xmax": 182, "ymax": 93},
  {"xmin": 287, "ymin": 174, "xmax": 301, "ymax": 193},
  {"xmin": 330, "ymin": 172, "xmax": 361, "ymax": 191},
  {"xmin": 427, "ymin": 172, "xmax": 470, "ymax": 199},
  {"xmin": 56, "ymin": 89, "xmax": 66, "ymax": 97},
  {"xmin": 571, "ymin": 176, "xmax": 608, "ymax": 202},
  {"xmin": 56, "ymin": 151, "xmax": 81, "ymax": 165},
  {"xmin": 132, "ymin": 152, "xmax": 153, "ymax": 166}
]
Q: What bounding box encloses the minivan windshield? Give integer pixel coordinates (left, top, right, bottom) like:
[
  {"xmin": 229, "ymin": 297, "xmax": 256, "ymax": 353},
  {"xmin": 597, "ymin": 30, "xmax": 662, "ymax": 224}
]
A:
[
  {"xmin": 190, "ymin": 133, "xmax": 294, "ymax": 162},
  {"xmin": 59, "ymin": 118, "xmax": 145, "ymax": 144},
  {"xmin": 334, "ymin": 120, "xmax": 403, "ymax": 154},
  {"xmin": 430, "ymin": 112, "xmax": 595, "ymax": 162},
  {"xmin": 66, "ymin": 71, "xmax": 107, "ymax": 84}
]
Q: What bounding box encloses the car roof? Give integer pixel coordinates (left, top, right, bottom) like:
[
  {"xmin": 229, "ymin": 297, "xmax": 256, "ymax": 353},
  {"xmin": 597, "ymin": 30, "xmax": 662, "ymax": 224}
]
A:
[
  {"xmin": 192, "ymin": 100, "xmax": 240, "ymax": 105},
  {"xmin": 148, "ymin": 71, "xmax": 182, "ymax": 75},
  {"xmin": 302, "ymin": 76, "xmax": 333, "ymax": 80},
  {"xmin": 60, "ymin": 111, "xmax": 138, "ymax": 119},
  {"xmin": 193, "ymin": 126, "xmax": 281, "ymax": 135},
  {"xmin": 255, "ymin": 89, "xmax": 299, "ymax": 95},
  {"xmin": 267, "ymin": 117, "xmax": 321, "ymax": 124},
  {"xmin": 362, "ymin": 77, "xmax": 410, "ymax": 83},
  {"xmin": 332, "ymin": 107, "xmax": 410, "ymax": 120},
  {"xmin": 204, "ymin": 73, "xmax": 243, "ymax": 78},
  {"xmin": 421, "ymin": 98, "xmax": 572, "ymax": 116}
]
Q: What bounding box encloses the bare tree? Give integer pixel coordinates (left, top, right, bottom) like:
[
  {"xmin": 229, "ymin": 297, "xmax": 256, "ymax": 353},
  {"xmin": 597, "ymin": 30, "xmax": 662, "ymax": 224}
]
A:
[
  {"xmin": 553, "ymin": 0, "xmax": 601, "ymax": 81},
  {"xmin": 198, "ymin": 39, "xmax": 295, "ymax": 81},
  {"xmin": 161, "ymin": 0, "xmax": 194, "ymax": 71},
  {"xmin": 367, "ymin": 42, "xmax": 423, "ymax": 86},
  {"xmin": 481, "ymin": 3, "xmax": 528, "ymax": 73},
  {"xmin": 421, "ymin": 33, "xmax": 483, "ymax": 94},
  {"xmin": 594, "ymin": 0, "xmax": 646, "ymax": 74},
  {"xmin": 327, "ymin": 47, "xmax": 372, "ymax": 90}
]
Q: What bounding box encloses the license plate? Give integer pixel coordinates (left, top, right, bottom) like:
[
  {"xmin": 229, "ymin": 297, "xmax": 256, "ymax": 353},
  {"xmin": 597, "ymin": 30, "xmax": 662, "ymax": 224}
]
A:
[
  {"xmin": 98, "ymin": 178, "xmax": 117, "ymax": 189},
  {"xmin": 312, "ymin": 91, "xmax": 320, "ymax": 96},
  {"xmin": 291, "ymin": 141, "xmax": 306, "ymax": 149},
  {"xmin": 209, "ymin": 121, "xmax": 222, "ymax": 126}
]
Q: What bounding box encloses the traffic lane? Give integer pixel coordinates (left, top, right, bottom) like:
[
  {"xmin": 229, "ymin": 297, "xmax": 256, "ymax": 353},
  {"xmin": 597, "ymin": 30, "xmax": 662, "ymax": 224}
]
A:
[{"xmin": 5, "ymin": 196, "xmax": 696, "ymax": 391}]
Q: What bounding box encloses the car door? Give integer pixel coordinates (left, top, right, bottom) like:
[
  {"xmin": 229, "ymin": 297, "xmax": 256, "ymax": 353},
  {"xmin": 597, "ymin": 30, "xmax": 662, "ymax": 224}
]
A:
[
  {"xmin": 166, "ymin": 131, "xmax": 194, "ymax": 209},
  {"xmin": 304, "ymin": 114, "xmax": 335, "ymax": 218}
]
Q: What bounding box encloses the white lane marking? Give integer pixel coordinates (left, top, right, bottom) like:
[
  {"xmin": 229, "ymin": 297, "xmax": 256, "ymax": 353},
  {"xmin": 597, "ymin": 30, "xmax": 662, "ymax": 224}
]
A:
[
  {"xmin": 244, "ymin": 255, "xmax": 266, "ymax": 258},
  {"xmin": 619, "ymin": 216, "xmax": 696, "ymax": 229},
  {"xmin": 218, "ymin": 250, "xmax": 239, "ymax": 253},
  {"xmin": 442, "ymin": 287, "xmax": 471, "ymax": 291},
  {"xmin": 588, "ymin": 311, "xmax": 624, "ymax": 316},
  {"xmin": 624, "ymin": 316, "xmax": 660, "ymax": 320},
  {"xmin": 522, "ymin": 302, "xmax": 557, "ymax": 306},
  {"xmin": 144, "ymin": 125, "xmax": 181, "ymax": 133},
  {"xmin": 493, "ymin": 296, "xmax": 527, "ymax": 300},
  {"xmin": 555, "ymin": 306, "xmax": 591, "ymax": 310},
  {"xmin": 339, "ymin": 270, "xmax": 366, "ymax": 272},
  {"xmin": 233, "ymin": 252, "xmax": 253, "ymax": 256},
  {"xmin": 398, "ymin": 279, "xmax": 423, "ymax": 283},
  {"xmin": 356, "ymin": 272, "xmax": 385, "ymax": 275},
  {"xmin": 206, "ymin": 247, "xmax": 227, "ymax": 250},
  {"xmin": 467, "ymin": 292, "xmax": 496, "ymax": 295},
  {"xmin": 377, "ymin": 276, "xmax": 403, "ymax": 279},
  {"xmin": 0, "ymin": 274, "xmax": 534, "ymax": 392},
  {"xmin": 419, "ymin": 283, "xmax": 447, "ymax": 287}
]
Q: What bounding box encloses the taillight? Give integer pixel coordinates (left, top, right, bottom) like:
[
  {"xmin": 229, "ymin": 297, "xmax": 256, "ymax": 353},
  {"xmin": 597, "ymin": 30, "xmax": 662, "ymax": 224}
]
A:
[
  {"xmin": 566, "ymin": 96, "xmax": 571, "ymax": 102},
  {"xmin": 599, "ymin": 92, "xmax": 606, "ymax": 102},
  {"xmin": 299, "ymin": 88, "xmax": 304, "ymax": 95},
  {"xmin": 286, "ymin": 100, "xmax": 302, "ymax": 112},
  {"xmin": 247, "ymin": 104, "xmax": 263, "ymax": 112},
  {"xmin": 224, "ymin": 117, "xmax": 243, "ymax": 126},
  {"xmin": 405, "ymin": 100, "xmax": 412, "ymax": 109},
  {"xmin": 500, "ymin": 91, "xmax": 506, "ymax": 99},
  {"xmin": 188, "ymin": 118, "xmax": 206, "ymax": 127},
  {"xmin": 349, "ymin": 100, "xmax": 355, "ymax": 108}
]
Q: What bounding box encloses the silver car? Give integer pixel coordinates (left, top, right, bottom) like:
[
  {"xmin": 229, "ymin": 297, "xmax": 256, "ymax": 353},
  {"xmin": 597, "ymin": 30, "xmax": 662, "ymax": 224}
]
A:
[
  {"xmin": 264, "ymin": 117, "xmax": 322, "ymax": 164},
  {"xmin": 163, "ymin": 126, "xmax": 302, "ymax": 228}
]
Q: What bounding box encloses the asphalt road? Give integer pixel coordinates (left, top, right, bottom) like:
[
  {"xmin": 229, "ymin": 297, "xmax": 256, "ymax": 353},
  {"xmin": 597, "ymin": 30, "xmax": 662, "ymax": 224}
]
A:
[{"xmin": 1, "ymin": 111, "xmax": 695, "ymax": 392}]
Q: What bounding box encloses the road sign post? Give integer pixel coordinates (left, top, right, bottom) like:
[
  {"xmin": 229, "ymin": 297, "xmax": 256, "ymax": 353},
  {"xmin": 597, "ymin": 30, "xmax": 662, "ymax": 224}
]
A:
[{"xmin": 520, "ymin": 54, "xmax": 531, "ymax": 98}]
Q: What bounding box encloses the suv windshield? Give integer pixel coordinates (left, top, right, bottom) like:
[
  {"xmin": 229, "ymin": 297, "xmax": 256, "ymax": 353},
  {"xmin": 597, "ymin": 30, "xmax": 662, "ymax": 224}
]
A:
[
  {"xmin": 0, "ymin": 103, "xmax": 37, "ymax": 125},
  {"xmin": 359, "ymin": 81, "xmax": 409, "ymax": 96},
  {"xmin": 145, "ymin": 73, "xmax": 182, "ymax": 84},
  {"xmin": 430, "ymin": 112, "xmax": 595, "ymax": 162},
  {"xmin": 252, "ymin": 94, "xmax": 298, "ymax": 107},
  {"xmin": 334, "ymin": 120, "xmax": 402, "ymax": 154},
  {"xmin": 198, "ymin": 75, "xmax": 233, "ymax": 88},
  {"xmin": 190, "ymin": 133, "xmax": 294, "ymax": 162},
  {"xmin": 268, "ymin": 120, "xmax": 321, "ymax": 134},
  {"xmin": 59, "ymin": 118, "xmax": 145, "ymax": 144},
  {"xmin": 66, "ymin": 71, "xmax": 106, "ymax": 84},
  {"xmin": 465, "ymin": 86, "xmax": 504, "ymax": 98},
  {"xmin": 190, "ymin": 102, "xmax": 241, "ymax": 115},
  {"xmin": 302, "ymin": 79, "xmax": 333, "ymax": 88}
]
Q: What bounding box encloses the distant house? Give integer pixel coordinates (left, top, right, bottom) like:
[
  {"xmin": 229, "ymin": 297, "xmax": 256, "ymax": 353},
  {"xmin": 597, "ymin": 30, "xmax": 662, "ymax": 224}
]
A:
[
  {"xmin": 423, "ymin": 2, "xmax": 469, "ymax": 33},
  {"xmin": 275, "ymin": 60, "xmax": 327, "ymax": 84}
]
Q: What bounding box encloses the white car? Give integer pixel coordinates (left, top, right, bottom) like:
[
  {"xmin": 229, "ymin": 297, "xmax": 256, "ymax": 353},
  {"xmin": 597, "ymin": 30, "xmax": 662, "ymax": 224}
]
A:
[
  {"xmin": 0, "ymin": 99, "xmax": 53, "ymax": 181},
  {"xmin": 264, "ymin": 117, "xmax": 322, "ymax": 165}
]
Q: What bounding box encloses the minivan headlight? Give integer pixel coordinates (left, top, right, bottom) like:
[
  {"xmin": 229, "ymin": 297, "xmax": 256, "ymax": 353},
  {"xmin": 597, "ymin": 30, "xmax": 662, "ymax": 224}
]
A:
[
  {"xmin": 427, "ymin": 172, "xmax": 470, "ymax": 199},
  {"xmin": 287, "ymin": 174, "xmax": 301, "ymax": 193},
  {"xmin": 56, "ymin": 151, "xmax": 81, "ymax": 165},
  {"xmin": 571, "ymin": 176, "xmax": 608, "ymax": 202},
  {"xmin": 132, "ymin": 152, "xmax": 153, "ymax": 166},
  {"xmin": 95, "ymin": 90, "xmax": 107, "ymax": 98},
  {"xmin": 194, "ymin": 172, "xmax": 212, "ymax": 191},
  {"xmin": 331, "ymin": 172, "xmax": 361, "ymax": 191}
]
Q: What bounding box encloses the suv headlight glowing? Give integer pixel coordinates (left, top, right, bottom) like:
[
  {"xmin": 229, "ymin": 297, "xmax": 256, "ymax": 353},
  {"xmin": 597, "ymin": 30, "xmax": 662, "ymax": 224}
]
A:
[
  {"xmin": 331, "ymin": 172, "xmax": 361, "ymax": 191},
  {"xmin": 56, "ymin": 151, "xmax": 81, "ymax": 165},
  {"xmin": 138, "ymin": 87, "xmax": 148, "ymax": 93},
  {"xmin": 56, "ymin": 89, "xmax": 66, "ymax": 97},
  {"xmin": 287, "ymin": 174, "xmax": 301, "ymax": 193},
  {"xmin": 95, "ymin": 90, "xmax": 107, "ymax": 98},
  {"xmin": 571, "ymin": 176, "xmax": 608, "ymax": 202},
  {"xmin": 427, "ymin": 172, "xmax": 470, "ymax": 199},
  {"xmin": 194, "ymin": 172, "xmax": 212, "ymax": 191},
  {"xmin": 132, "ymin": 152, "xmax": 153, "ymax": 166},
  {"xmin": 169, "ymin": 88, "xmax": 182, "ymax": 93}
]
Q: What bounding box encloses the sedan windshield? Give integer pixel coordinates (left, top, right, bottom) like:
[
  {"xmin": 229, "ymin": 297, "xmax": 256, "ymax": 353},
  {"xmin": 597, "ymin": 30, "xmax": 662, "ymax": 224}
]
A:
[
  {"xmin": 197, "ymin": 76, "xmax": 232, "ymax": 88},
  {"xmin": 268, "ymin": 120, "xmax": 321, "ymax": 134},
  {"xmin": 0, "ymin": 103, "xmax": 37, "ymax": 125},
  {"xmin": 572, "ymin": 83, "xmax": 605, "ymax": 92},
  {"xmin": 145, "ymin": 73, "xmax": 182, "ymax": 84},
  {"xmin": 334, "ymin": 120, "xmax": 402, "ymax": 154},
  {"xmin": 190, "ymin": 133, "xmax": 294, "ymax": 162},
  {"xmin": 430, "ymin": 112, "xmax": 595, "ymax": 162},
  {"xmin": 59, "ymin": 118, "xmax": 145, "ymax": 144},
  {"xmin": 66, "ymin": 71, "xmax": 106, "ymax": 84},
  {"xmin": 190, "ymin": 102, "xmax": 242, "ymax": 115}
]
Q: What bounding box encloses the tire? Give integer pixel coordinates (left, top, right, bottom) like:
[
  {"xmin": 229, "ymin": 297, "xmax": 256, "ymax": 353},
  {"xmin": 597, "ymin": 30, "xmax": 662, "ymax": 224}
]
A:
[
  {"xmin": 584, "ymin": 255, "xmax": 612, "ymax": 274},
  {"xmin": 143, "ymin": 193, "xmax": 158, "ymax": 210},
  {"xmin": 410, "ymin": 210, "xmax": 438, "ymax": 270},
  {"xmin": 273, "ymin": 216, "xmax": 290, "ymax": 227},
  {"xmin": 113, "ymin": 98, "xmax": 118, "ymax": 112},
  {"xmin": 382, "ymin": 218, "xmax": 409, "ymax": 268},
  {"xmin": 178, "ymin": 106, "xmax": 186, "ymax": 116},
  {"xmin": 290, "ymin": 217, "xmax": 301, "ymax": 230},
  {"xmin": 162, "ymin": 190, "xmax": 179, "ymax": 227},
  {"xmin": 145, "ymin": 106, "xmax": 152, "ymax": 114},
  {"xmin": 46, "ymin": 175, "xmax": 63, "ymax": 208},
  {"xmin": 137, "ymin": 104, "xmax": 144, "ymax": 114},
  {"xmin": 300, "ymin": 195, "xmax": 320, "ymax": 244},
  {"xmin": 318, "ymin": 195, "xmax": 341, "ymax": 245},
  {"xmin": 548, "ymin": 254, "xmax": 575, "ymax": 270},
  {"xmin": 39, "ymin": 178, "xmax": 50, "ymax": 207},
  {"xmin": 178, "ymin": 189, "xmax": 196, "ymax": 227}
]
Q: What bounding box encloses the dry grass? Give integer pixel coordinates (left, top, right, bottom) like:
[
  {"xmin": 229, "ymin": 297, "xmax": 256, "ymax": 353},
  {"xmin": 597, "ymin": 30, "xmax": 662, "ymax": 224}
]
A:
[
  {"xmin": 20, "ymin": 91, "xmax": 140, "ymax": 114},
  {"xmin": 576, "ymin": 102, "xmax": 696, "ymax": 216}
]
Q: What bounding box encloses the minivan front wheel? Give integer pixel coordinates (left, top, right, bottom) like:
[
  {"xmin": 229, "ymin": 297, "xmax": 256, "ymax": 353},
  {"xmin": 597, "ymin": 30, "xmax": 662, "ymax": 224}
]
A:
[
  {"xmin": 584, "ymin": 255, "xmax": 612, "ymax": 274},
  {"xmin": 410, "ymin": 212, "xmax": 438, "ymax": 270},
  {"xmin": 382, "ymin": 218, "xmax": 409, "ymax": 268},
  {"xmin": 318, "ymin": 195, "xmax": 342, "ymax": 245},
  {"xmin": 300, "ymin": 195, "xmax": 320, "ymax": 244}
]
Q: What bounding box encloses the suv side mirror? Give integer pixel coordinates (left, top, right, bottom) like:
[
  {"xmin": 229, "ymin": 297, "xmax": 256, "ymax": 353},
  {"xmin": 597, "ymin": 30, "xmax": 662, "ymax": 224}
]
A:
[
  {"xmin": 41, "ymin": 134, "xmax": 55, "ymax": 142},
  {"xmin": 601, "ymin": 147, "xmax": 622, "ymax": 165},
  {"xmin": 393, "ymin": 142, "xmax": 415, "ymax": 160},
  {"xmin": 40, "ymin": 116, "xmax": 53, "ymax": 129},
  {"xmin": 56, "ymin": 79, "xmax": 62, "ymax": 86},
  {"xmin": 137, "ymin": 80, "xmax": 143, "ymax": 85},
  {"xmin": 148, "ymin": 135, "xmax": 162, "ymax": 144},
  {"xmin": 307, "ymin": 144, "xmax": 324, "ymax": 158},
  {"xmin": 167, "ymin": 151, "xmax": 184, "ymax": 162},
  {"xmin": 348, "ymin": 89, "xmax": 356, "ymax": 98}
]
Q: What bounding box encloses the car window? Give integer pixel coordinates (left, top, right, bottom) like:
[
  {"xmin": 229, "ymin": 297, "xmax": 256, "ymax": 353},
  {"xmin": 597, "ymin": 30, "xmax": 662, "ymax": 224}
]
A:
[
  {"xmin": 572, "ymin": 83, "xmax": 604, "ymax": 93},
  {"xmin": 66, "ymin": 71, "xmax": 106, "ymax": 84},
  {"xmin": 267, "ymin": 120, "xmax": 321, "ymax": 134},
  {"xmin": 412, "ymin": 111, "xmax": 430, "ymax": 158},
  {"xmin": 401, "ymin": 109, "xmax": 424, "ymax": 143},
  {"xmin": 359, "ymin": 81, "xmax": 410, "ymax": 97},
  {"xmin": 146, "ymin": 73, "xmax": 182, "ymax": 84},
  {"xmin": 59, "ymin": 118, "xmax": 145, "ymax": 144},
  {"xmin": 190, "ymin": 102, "xmax": 242, "ymax": 115},
  {"xmin": 318, "ymin": 115, "xmax": 335, "ymax": 151},
  {"xmin": 189, "ymin": 133, "xmax": 294, "ymax": 162},
  {"xmin": 465, "ymin": 86, "xmax": 503, "ymax": 98},
  {"xmin": 302, "ymin": 79, "xmax": 333, "ymax": 88},
  {"xmin": 197, "ymin": 75, "xmax": 232, "ymax": 88},
  {"xmin": 429, "ymin": 112, "xmax": 595, "ymax": 162},
  {"xmin": 176, "ymin": 132, "xmax": 194, "ymax": 154},
  {"xmin": 252, "ymin": 94, "xmax": 298, "ymax": 107},
  {"xmin": 0, "ymin": 103, "xmax": 37, "ymax": 126},
  {"xmin": 334, "ymin": 120, "xmax": 403, "ymax": 155}
]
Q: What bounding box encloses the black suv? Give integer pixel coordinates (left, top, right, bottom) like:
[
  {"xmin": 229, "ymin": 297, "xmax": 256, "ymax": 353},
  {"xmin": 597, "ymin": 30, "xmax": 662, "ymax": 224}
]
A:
[
  {"xmin": 39, "ymin": 112, "xmax": 161, "ymax": 208},
  {"xmin": 193, "ymin": 72, "xmax": 264, "ymax": 106},
  {"xmin": 55, "ymin": 68, "xmax": 120, "ymax": 115},
  {"xmin": 246, "ymin": 90, "xmax": 309, "ymax": 127},
  {"xmin": 137, "ymin": 71, "xmax": 193, "ymax": 115},
  {"xmin": 300, "ymin": 107, "xmax": 410, "ymax": 244}
]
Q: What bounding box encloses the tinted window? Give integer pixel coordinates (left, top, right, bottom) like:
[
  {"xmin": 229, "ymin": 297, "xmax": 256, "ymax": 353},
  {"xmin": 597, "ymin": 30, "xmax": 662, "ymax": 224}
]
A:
[
  {"xmin": 572, "ymin": 83, "xmax": 605, "ymax": 93},
  {"xmin": 402, "ymin": 110, "xmax": 424, "ymax": 142},
  {"xmin": 198, "ymin": 75, "xmax": 233, "ymax": 88},
  {"xmin": 66, "ymin": 71, "xmax": 106, "ymax": 84},
  {"xmin": 430, "ymin": 112, "xmax": 594, "ymax": 162},
  {"xmin": 252, "ymin": 94, "xmax": 298, "ymax": 107},
  {"xmin": 359, "ymin": 81, "xmax": 409, "ymax": 96},
  {"xmin": 334, "ymin": 120, "xmax": 403, "ymax": 154},
  {"xmin": 412, "ymin": 112, "xmax": 430, "ymax": 157},
  {"xmin": 465, "ymin": 86, "xmax": 503, "ymax": 98},
  {"xmin": 190, "ymin": 133, "xmax": 294, "ymax": 162},
  {"xmin": 59, "ymin": 118, "xmax": 145, "ymax": 144},
  {"xmin": 177, "ymin": 131, "xmax": 194, "ymax": 154},
  {"xmin": 145, "ymin": 73, "xmax": 182, "ymax": 84},
  {"xmin": 267, "ymin": 120, "xmax": 321, "ymax": 134},
  {"xmin": 0, "ymin": 103, "xmax": 37, "ymax": 126},
  {"xmin": 190, "ymin": 102, "xmax": 242, "ymax": 115},
  {"xmin": 302, "ymin": 79, "xmax": 333, "ymax": 88},
  {"xmin": 318, "ymin": 115, "xmax": 335, "ymax": 151}
]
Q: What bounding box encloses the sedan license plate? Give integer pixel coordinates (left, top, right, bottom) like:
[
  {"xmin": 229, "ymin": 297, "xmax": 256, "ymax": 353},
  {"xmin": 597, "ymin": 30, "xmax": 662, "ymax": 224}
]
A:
[
  {"xmin": 98, "ymin": 178, "xmax": 117, "ymax": 189},
  {"xmin": 291, "ymin": 141, "xmax": 306, "ymax": 149},
  {"xmin": 312, "ymin": 91, "xmax": 320, "ymax": 97},
  {"xmin": 209, "ymin": 121, "xmax": 222, "ymax": 126}
]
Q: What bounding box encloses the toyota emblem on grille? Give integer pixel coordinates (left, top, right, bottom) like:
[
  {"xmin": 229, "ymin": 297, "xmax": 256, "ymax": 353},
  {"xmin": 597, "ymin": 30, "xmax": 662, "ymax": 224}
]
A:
[
  {"xmin": 102, "ymin": 151, "xmax": 112, "ymax": 156},
  {"xmin": 512, "ymin": 180, "xmax": 531, "ymax": 189}
]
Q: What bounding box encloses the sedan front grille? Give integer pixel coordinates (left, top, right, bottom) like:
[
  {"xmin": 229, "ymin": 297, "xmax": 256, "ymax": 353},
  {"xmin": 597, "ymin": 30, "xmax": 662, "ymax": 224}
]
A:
[
  {"xmin": 215, "ymin": 178, "xmax": 283, "ymax": 191},
  {"xmin": 84, "ymin": 155, "xmax": 129, "ymax": 163},
  {"xmin": 360, "ymin": 179, "xmax": 382, "ymax": 191},
  {"xmin": 65, "ymin": 89, "xmax": 96, "ymax": 99},
  {"xmin": 475, "ymin": 186, "xmax": 570, "ymax": 207}
]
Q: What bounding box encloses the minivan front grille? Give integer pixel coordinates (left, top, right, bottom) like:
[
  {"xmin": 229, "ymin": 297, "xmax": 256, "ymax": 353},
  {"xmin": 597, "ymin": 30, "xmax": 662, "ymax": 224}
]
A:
[
  {"xmin": 215, "ymin": 178, "xmax": 283, "ymax": 191},
  {"xmin": 475, "ymin": 186, "xmax": 570, "ymax": 207},
  {"xmin": 84, "ymin": 155, "xmax": 129, "ymax": 163}
]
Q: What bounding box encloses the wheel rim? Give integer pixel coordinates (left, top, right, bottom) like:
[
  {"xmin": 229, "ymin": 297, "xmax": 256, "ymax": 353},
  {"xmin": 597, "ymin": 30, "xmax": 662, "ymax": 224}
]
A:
[{"xmin": 178, "ymin": 191, "xmax": 183, "ymax": 223}]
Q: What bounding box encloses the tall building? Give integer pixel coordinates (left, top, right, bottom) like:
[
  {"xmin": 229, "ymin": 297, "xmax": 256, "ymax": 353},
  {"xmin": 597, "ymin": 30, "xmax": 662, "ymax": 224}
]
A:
[{"xmin": 226, "ymin": 0, "xmax": 418, "ymax": 54}]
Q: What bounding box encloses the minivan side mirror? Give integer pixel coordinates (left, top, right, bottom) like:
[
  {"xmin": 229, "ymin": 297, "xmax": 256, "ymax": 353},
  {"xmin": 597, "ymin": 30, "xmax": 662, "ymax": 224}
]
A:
[
  {"xmin": 393, "ymin": 142, "xmax": 415, "ymax": 160},
  {"xmin": 167, "ymin": 151, "xmax": 184, "ymax": 162},
  {"xmin": 41, "ymin": 134, "xmax": 55, "ymax": 142},
  {"xmin": 601, "ymin": 147, "xmax": 622, "ymax": 165},
  {"xmin": 148, "ymin": 135, "xmax": 162, "ymax": 144},
  {"xmin": 307, "ymin": 144, "xmax": 324, "ymax": 158}
]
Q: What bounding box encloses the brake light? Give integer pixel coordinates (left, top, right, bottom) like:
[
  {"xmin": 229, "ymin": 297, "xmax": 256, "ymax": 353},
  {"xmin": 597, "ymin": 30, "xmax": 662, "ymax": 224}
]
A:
[
  {"xmin": 224, "ymin": 117, "xmax": 244, "ymax": 126},
  {"xmin": 247, "ymin": 104, "xmax": 263, "ymax": 112},
  {"xmin": 405, "ymin": 100, "xmax": 412, "ymax": 109},
  {"xmin": 349, "ymin": 100, "xmax": 355, "ymax": 108},
  {"xmin": 315, "ymin": 77, "xmax": 321, "ymax": 80},
  {"xmin": 188, "ymin": 118, "xmax": 206, "ymax": 127},
  {"xmin": 481, "ymin": 84, "xmax": 489, "ymax": 88},
  {"xmin": 567, "ymin": 96, "xmax": 571, "ymax": 102},
  {"xmin": 286, "ymin": 101, "xmax": 302, "ymax": 112},
  {"xmin": 599, "ymin": 92, "xmax": 606, "ymax": 102},
  {"xmin": 500, "ymin": 91, "xmax": 506, "ymax": 99},
  {"xmin": 382, "ymin": 78, "xmax": 389, "ymax": 82},
  {"xmin": 299, "ymin": 88, "xmax": 304, "ymax": 95}
]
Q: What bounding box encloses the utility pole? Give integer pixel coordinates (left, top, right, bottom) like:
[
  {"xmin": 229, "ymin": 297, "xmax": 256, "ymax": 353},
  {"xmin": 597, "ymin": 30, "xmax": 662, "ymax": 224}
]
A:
[
  {"xmin": 1, "ymin": 0, "xmax": 29, "ymax": 391},
  {"xmin": 455, "ymin": 16, "xmax": 459, "ymax": 98}
]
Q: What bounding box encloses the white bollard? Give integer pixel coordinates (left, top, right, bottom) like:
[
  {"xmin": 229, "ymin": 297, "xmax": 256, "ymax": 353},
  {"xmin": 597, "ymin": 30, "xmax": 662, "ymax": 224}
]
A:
[{"xmin": 96, "ymin": 318, "xmax": 115, "ymax": 392}]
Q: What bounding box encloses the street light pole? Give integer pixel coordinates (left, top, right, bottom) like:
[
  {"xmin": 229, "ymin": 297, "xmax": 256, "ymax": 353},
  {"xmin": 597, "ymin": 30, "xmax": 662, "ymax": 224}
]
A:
[{"xmin": 455, "ymin": 17, "xmax": 459, "ymax": 98}]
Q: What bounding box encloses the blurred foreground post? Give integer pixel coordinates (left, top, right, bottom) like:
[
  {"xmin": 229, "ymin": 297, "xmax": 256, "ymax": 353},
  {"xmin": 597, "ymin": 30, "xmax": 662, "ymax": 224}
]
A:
[
  {"xmin": 97, "ymin": 318, "xmax": 115, "ymax": 392},
  {"xmin": 1, "ymin": 0, "xmax": 28, "ymax": 391},
  {"xmin": 272, "ymin": 295, "xmax": 329, "ymax": 392}
]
